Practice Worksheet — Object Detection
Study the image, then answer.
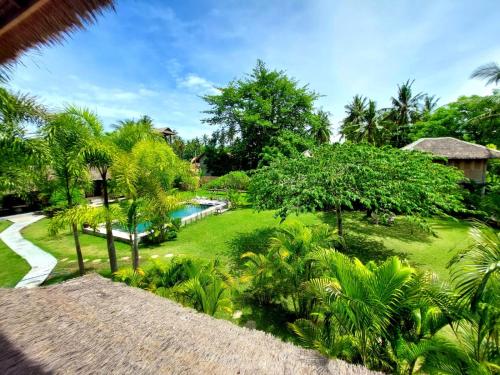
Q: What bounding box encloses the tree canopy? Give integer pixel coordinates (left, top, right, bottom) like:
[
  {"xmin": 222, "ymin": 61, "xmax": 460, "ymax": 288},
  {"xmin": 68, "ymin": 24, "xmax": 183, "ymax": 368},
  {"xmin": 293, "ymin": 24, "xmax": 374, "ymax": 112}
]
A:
[
  {"xmin": 202, "ymin": 60, "xmax": 328, "ymax": 171},
  {"xmin": 249, "ymin": 143, "xmax": 465, "ymax": 234}
]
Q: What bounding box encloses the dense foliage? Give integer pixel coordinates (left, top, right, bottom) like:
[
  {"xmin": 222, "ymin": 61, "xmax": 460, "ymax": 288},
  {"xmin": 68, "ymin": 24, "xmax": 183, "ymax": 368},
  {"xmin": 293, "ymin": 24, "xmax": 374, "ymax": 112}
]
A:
[
  {"xmin": 204, "ymin": 171, "xmax": 250, "ymax": 191},
  {"xmin": 202, "ymin": 60, "xmax": 330, "ymax": 171},
  {"xmin": 411, "ymin": 90, "xmax": 500, "ymax": 148},
  {"xmin": 249, "ymin": 143, "xmax": 465, "ymax": 234}
]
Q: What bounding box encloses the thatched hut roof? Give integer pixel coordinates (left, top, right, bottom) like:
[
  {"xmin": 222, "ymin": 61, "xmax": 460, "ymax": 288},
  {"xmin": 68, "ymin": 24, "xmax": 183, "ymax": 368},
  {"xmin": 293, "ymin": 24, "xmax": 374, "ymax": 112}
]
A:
[
  {"xmin": 0, "ymin": 0, "xmax": 114, "ymax": 66},
  {"xmin": 403, "ymin": 137, "xmax": 500, "ymax": 160},
  {"xmin": 0, "ymin": 274, "xmax": 377, "ymax": 374},
  {"xmin": 155, "ymin": 127, "xmax": 177, "ymax": 136}
]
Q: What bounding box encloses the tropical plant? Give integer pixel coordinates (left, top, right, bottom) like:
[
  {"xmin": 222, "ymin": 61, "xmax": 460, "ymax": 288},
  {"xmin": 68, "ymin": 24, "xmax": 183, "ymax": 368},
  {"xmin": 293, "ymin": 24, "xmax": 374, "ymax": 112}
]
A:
[
  {"xmin": 309, "ymin": 109, "xmax": 332, "ymax": 145},
  {"xmin": 386, "ymin": 79, "xmax": 425, "ymax": 147},
  {"xmin": 249, "ymin": 143, "xmax": 465, "ymax": 236},
  {"xmin": 202, "ymin": 60, "xmax": 323, "ymax": 169},
  {"xmin": 471, "ymin": 62, "xmax": 500, "ymax": 86},
  {"xmin": 204, "ymin": 171, "xmax": 250, "ymax": 191},
  {"xmin": 44, "ymin": 106, "xmax": 101, "ymax": 275},
  {"xmin": 0, "ymin": 87, "xmax": 48, "ymax": 196}
]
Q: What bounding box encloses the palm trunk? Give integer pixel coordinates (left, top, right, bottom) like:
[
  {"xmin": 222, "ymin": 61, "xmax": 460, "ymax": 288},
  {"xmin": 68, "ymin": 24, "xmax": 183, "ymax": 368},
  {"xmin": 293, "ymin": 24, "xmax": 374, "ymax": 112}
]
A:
[
  {"xmin": 336, "ymin": 203, "xmax": 343, "ymax": 236},
  {"xmin": 132, "ymin": 227, "xmax": 139, "ymax": 270},
  {"xmin": 102, "ymin": 174, "xmax": 117, "ymax": 273},
  {"xmin": 66, "ymin": 177, "xmax": 85, "ymax": 275},
  {"xmin": 72, "ymin": 222, "xmax": 85, "ymax": 275}
]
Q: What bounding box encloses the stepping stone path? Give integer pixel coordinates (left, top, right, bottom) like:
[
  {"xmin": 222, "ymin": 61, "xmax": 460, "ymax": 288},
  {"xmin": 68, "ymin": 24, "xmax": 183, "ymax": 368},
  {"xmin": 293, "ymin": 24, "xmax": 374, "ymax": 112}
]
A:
[
  {"xmin": 60, "ymin": 258, "xmax": 68, "ymax": 262},
  {"xmin": 151, "ymin": 255, "xmax": 159, "ymax": 259},
  {"xmin": 121, "ymin": 257, "xmax": 130, "ymax": 261},
  {"xmin": 83, "ymin": 259, "xmax": 90, "ymax": 263},
  {"xmin": 165, "ymin": 253, "xmax": 174, "ymax": 258},
  {"xmin": 92, "ymin": 259, "xmax": 102, "ymax": 263}
]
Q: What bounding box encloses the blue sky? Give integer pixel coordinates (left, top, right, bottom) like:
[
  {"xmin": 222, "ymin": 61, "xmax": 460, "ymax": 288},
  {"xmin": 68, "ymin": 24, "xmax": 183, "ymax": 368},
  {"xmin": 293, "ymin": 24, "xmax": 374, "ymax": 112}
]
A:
[{"xmin": 7, "ymin": 0, "xmax": 500, "ymax": 139}]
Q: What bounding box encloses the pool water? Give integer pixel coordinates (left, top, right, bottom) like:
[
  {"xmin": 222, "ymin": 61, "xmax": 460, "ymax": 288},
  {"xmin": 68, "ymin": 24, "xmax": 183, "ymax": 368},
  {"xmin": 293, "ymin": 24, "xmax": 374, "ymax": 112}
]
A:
[{"xmin": 112, "ymin": 204, "xmax": 212, "ymax": 233}]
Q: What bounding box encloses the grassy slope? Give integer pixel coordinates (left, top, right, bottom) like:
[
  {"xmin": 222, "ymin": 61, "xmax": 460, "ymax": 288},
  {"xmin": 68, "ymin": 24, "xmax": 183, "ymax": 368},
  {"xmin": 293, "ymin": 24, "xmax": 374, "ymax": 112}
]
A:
[
  {"xmin": 0, "ymin": 220, "xmax": 31, "ymax": 287},
  {"xmin": 22, "ymin": 209, "xmax": 471, "ymax": 282}
]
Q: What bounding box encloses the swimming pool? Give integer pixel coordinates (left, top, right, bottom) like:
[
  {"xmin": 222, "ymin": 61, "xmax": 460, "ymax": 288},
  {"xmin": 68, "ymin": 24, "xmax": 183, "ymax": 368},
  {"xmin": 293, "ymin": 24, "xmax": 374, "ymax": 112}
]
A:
[{"xmin": 112, "ymin": 204, "xmax": 212, "ymax": 233}]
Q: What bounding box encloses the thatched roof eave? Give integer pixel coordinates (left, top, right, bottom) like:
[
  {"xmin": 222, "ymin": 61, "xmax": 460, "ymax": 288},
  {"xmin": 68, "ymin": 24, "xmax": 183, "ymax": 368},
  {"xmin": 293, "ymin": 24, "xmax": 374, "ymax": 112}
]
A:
[
  {"xmin": 403, "ymin": 137, "xmax": 500, "ymax": 160},
  {"xmin": 0, "ymin": 0, "xmax": 114, "ymax": 66},
  {"xmin": 0, "ymin": 274, "xmax": 378, "ymax": 374}
]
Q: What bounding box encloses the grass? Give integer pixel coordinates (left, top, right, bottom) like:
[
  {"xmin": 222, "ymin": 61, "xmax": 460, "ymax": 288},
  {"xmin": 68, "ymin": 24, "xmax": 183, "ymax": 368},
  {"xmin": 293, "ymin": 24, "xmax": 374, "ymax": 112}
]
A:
[
  {"xmin": 21, "ymin": 208, "xmax": 472, "ymax": 283},
  {"xmin": 0, "ymin": 220, "xmax": 31, "ymax": 287}
]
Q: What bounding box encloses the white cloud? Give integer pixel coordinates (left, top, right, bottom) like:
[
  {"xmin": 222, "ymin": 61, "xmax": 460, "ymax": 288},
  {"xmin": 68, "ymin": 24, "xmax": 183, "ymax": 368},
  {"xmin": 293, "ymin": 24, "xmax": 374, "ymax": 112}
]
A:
[{"xmin": 177, "ymin": 73, "xmax": 218, "ymax": 94}]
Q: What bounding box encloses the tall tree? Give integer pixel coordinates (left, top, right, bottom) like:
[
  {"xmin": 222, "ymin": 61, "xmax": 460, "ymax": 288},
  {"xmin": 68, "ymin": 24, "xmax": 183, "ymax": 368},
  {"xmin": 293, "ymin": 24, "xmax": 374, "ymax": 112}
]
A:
[
  {"xmin": 110, "ymin": 115, "xmax": 161, "ymax": 152},
  {"xmin": 83, "ymin": 133, "xmax": 119, "ymax": 273},
  {"xmin": 44, "ymin": 107, "xmax": 100, "ymax": 275},
  {"xmin": 309, "ymin": 109, "xmax": 332, "ymax": 145},
  {"xmin": 471, "ymin": 62, "xmax": 500, "ymax": 86},
  {"xmin": 422, "ymin": 95, "xmax": 440, "ymax": 120},
  {"xmin": 202, "ymin": 60, "xmax": 322, "ymax": 169},
  {"xmin": 340, "ymin": 95, "xmax": 368, "ymax": 142},
  {"xmin": 386, "ymin": 80, "xmax": 425, "ymax": 148}
]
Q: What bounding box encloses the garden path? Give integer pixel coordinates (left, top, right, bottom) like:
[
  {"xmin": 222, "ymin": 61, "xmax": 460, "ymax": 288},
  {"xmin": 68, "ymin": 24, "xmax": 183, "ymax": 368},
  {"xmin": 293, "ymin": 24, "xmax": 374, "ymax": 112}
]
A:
[{"xmin": 0, "ymin": 213, "xmax": 56, "ymax": 288}]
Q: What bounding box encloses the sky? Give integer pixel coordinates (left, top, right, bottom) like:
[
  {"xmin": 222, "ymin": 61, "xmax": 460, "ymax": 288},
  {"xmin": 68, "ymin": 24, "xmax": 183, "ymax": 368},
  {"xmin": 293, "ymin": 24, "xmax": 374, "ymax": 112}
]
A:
[{"xmin": 7, "ymin": 0, "xmax": 500, "ymax": 139}]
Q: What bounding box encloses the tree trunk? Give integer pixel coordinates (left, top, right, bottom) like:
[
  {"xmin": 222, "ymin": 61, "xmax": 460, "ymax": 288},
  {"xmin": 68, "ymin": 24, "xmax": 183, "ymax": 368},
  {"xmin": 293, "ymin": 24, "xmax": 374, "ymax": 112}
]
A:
[
  {"xmin": 102, "ymin": 173, "xmax": 117, "ymax": 273},
  {"xmin": 336, "ymin": 203, "xmax": 343, "ymax": 236},
  {"xmin": 72, "ymin": 222, "xmax": 85, "ymax": 275},
  {"xmin": 65, "ymin": 177, "xmax": 85, "ymax": 275},
  {"xmin": 132, "ymin": 228, "xmax": 139, "ymax": 270}
]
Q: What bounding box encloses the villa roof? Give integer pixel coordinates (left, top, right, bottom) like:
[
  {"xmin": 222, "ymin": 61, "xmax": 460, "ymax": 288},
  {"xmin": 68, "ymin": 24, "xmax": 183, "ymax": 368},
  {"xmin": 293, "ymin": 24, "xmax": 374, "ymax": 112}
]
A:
[
  {"xmin": 0, "ymin": 274, "xmax": 377, "ymax": 374},
  {"xmin": 402, "ymin": 137, "xmax": 500, "ymax": 160},
  {"xmin": 0, "ymin": 0, "xmax": 114, "ymax": 66},
  {"xmin": 155, "ymin": 127, "xmax": 177, "ymax": 136}
]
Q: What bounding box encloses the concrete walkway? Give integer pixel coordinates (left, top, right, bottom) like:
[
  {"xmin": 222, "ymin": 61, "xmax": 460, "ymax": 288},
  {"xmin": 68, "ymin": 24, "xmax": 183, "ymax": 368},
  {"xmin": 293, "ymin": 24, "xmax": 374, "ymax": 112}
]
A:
[{"xmin": 0, "ymin": 213, "xmax": 57, "ymax": 288}]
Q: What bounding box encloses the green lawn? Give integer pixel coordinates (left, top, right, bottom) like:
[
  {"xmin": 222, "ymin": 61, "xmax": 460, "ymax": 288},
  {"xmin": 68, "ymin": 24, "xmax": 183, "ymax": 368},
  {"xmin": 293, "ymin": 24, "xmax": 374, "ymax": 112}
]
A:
[
  {"xmin": 21, "ymin": 208, "xmax": 472, "ymax": 283},
  {"xmin": 0, "ymin": 220, "xmax": 31, "ymax": 287}
]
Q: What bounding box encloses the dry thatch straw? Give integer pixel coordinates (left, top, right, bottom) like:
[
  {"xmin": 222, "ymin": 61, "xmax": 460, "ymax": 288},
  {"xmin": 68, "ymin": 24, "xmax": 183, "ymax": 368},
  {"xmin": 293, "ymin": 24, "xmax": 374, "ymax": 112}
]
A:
[
  {"xmin": 403, "ymin": 137, "xmax": 500, "ymax": 160},
  {"xmin": 0, "ymin": 0, "xmax": 114, "ymax": 67},
  {"xmin": 0, "ymin": 274, "xmax": 379, "ymax": 374}
]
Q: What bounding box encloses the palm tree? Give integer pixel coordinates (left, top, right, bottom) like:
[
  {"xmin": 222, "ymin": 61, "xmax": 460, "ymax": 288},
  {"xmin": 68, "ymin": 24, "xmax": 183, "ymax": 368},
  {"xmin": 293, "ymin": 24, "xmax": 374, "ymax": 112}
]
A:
[
  {"xmin": 83, "ymin": 136, "xmax": 119, "ymax": 273},
  {"xmin": 310, "ymin": 109, "xmax": 332, "ymax": 144},
  {"xmin": 422, "ymin": 95, "xmax": 439, "ymax": 120},
  {"xmin": 387, "ymin": 80, "xmax": 425, "ymax": 147},
  {"xmin": 296, "ymin": 250, "xmax": 415, "ymax": 367},
  {"xmin": 44, "ymin": 106, "xmax": 101, "ymax": 275},
  {"xmin": 471, "ymin": 62, "xmax": 500, "ymax": 86},
  {"xmin": 340, "ymin": 95, "xmax": 368, "ymax": 142},
  {"xmin": 0, "ymin": 87, "xmax": 47, "ymax": 195}
]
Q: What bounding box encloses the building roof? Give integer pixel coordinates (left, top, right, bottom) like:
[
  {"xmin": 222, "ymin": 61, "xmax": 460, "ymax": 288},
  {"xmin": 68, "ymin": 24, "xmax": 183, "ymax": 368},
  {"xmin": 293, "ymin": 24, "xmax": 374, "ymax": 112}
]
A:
[
  {"xmin": 0, "ymin": 0, "xmax": 114, "ymax": 66},
  {"xmin": 155, "ymin": 127, "xmax": 177, "ymax": 136},
  {"xmin": 402, "ymin": 137, "xmax": 500, "ymax": 160},
  {"xmin": 0, "ymin": 274, "xmax": 377, "ymax": 374}
]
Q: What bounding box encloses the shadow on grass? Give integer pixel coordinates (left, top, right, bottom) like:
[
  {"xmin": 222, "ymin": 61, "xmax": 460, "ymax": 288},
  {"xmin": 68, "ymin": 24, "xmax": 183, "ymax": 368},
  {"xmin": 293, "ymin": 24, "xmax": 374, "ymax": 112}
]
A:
[
  {"xmin": 226, "ymin": 227, "xmax": 277, "ymax": 267},
  {"xmin": 336, "ymin": 233, "xmax": 406, "ymax": 263},
  {"xmin": 318, "ymin": 211, "xmax": 434, "ymax": 243}
]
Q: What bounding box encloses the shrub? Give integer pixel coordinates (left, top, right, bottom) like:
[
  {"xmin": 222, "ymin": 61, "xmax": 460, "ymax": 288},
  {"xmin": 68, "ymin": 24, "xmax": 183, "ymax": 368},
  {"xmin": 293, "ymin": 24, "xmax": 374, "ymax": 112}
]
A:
[{"xmin": 204, "ymin": 171, "xmax": 250, "ymax": 191}]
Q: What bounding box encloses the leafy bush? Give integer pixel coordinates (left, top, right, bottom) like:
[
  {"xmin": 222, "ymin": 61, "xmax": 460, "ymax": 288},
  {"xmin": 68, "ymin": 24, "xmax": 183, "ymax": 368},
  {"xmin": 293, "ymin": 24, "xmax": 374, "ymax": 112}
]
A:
[{"xmin": 204, "ymin": 171, "xmax": 250, "ymax": 191}]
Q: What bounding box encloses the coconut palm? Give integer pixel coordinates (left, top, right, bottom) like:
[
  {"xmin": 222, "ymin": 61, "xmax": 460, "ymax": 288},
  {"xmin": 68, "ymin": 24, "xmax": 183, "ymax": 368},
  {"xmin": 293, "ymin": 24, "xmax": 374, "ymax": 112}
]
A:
[
  {"xmin": 340, "ymin": 95, "xmax": 368, "ymax": 142},
  {"xmin": 471, "ymin": 62, "xmax": 500, "ymax": 86},
  {"xmin": 421, "ymin": 95, "xmax": 440, "ymax": 120},
  {"xmin": 310, "ymin": 109, "xmax": 332, "ymax": 144},
  {"xmin": 386, "ymin": 80, "xmax": 425, "ymax": 147}
]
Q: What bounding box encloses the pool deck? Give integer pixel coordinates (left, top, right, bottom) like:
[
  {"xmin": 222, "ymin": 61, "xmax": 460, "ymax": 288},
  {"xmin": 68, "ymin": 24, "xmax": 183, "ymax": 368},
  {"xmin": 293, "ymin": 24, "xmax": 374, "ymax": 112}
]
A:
[{"xmin": 83, "ymin": 198, "xmax": 227, "ymax": 243}]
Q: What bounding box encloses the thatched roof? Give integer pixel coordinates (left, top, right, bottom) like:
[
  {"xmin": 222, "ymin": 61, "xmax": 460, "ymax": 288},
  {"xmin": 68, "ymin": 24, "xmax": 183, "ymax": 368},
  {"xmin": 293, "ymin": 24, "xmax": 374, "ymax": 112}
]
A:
[
  {"xmin": 0, "ymin": 0, "xmax": 114, "ymax": 66},
  {"xmin": 155, "ymin": 127, "xmax": 177, "ymax": 136},
  {"xmin": 403, "ymin": 137, "xmax": 500, "ymax": 160},
  {"xmin": 0, "ymin": 274, "xmax": 377, "ymax": 374}
]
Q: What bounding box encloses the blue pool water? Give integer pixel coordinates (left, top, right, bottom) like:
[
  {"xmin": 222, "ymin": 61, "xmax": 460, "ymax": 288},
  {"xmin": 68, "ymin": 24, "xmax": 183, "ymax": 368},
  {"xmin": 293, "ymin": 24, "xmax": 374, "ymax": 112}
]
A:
[{"xmin": 113, "ymin": 204, "xmax": 212, "ymax": 233}]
